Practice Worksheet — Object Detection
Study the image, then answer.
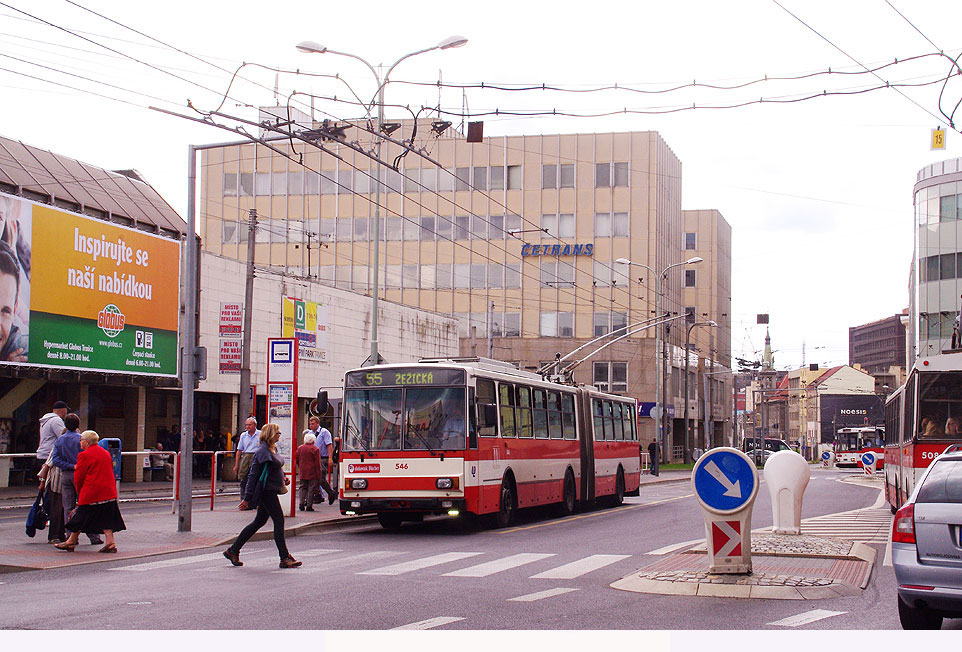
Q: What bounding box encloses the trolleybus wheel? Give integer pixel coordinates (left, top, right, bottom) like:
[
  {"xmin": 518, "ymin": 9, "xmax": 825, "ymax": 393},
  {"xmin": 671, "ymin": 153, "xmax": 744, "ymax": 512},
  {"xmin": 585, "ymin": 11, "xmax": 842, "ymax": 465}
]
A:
[
  {"xmin": 377, "ymin": 512, "xmax": 404, "ymax": 530},
  {"xmin": 612, "ymin": 468, "xmax": 625, "ymax": 506},
  {"xmin": 495, "ymin": 479, "xmax": 516, "ymax": 528},
  {"xmin": 558, "ymin": 470, "xmax": 576, "ymax": 517}
]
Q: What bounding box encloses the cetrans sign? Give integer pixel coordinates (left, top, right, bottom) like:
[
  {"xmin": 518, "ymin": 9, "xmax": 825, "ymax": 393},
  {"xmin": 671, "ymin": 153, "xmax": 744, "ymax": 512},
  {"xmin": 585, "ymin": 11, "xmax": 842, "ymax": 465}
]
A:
[
  {"xmin": 521, "ymin": 243, "xmax": 593, "ymax": 257},
  {"xmin": 346, "ymin": 368, "xmax": 465, "ymax": 388}
]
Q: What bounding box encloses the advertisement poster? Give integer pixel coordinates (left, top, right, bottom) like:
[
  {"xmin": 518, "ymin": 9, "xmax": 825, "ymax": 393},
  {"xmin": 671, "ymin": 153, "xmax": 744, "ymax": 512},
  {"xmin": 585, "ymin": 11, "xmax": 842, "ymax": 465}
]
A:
[
  {"xmin": 219, "ymin": 339, "xmax": 241, "ymax": 374},
  {"xmin": 219, "ymin": 302, "xmax": 242, "ymax": 338},
  {"xmin": 0, "ymin": 193, "xmax": 180, "ymax": 376},
  {"xmin": 281, "ymin": 296, "xmax": 328, "ymax": 361}
]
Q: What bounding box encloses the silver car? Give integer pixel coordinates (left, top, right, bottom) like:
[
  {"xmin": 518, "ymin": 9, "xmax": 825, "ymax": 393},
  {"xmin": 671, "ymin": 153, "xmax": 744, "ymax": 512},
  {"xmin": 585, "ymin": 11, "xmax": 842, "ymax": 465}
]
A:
[{"xmin": 892, "ymin": 447, "xmax": 962, "ymax": 629}]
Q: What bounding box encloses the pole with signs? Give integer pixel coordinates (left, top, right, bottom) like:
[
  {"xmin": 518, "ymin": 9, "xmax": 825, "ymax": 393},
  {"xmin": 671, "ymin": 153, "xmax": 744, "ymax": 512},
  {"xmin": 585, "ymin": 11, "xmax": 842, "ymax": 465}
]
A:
[
  {"xmin": 691, "ymin": 447, "xmax": 759, "ymax": 574},
  {"xmin": 267, "ymin": 338, "xmax": 299, "ymax": 516}
]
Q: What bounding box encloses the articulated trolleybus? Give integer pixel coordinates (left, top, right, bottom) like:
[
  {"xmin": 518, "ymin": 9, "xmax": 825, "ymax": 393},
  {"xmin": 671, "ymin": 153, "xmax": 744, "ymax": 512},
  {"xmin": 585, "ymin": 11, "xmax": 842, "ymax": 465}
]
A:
[
  {"xmin": 338, "ymin": 357, "xmax": 641, "ymax": 529},
  {"xmin": 885, "ymin": 351, "xmax": 962, "ymax": 512}
]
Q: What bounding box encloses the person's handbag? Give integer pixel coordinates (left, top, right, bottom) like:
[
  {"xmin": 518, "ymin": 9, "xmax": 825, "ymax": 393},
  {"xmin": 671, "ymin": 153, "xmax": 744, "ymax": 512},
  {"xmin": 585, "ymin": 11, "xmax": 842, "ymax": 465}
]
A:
[
  {"xmin": 25, "ymin": 487, "xmax": 48, "ymax": 537},
  {"xmin": 278, "ymin": 479, "xmax": 288, "ymax": 495}
]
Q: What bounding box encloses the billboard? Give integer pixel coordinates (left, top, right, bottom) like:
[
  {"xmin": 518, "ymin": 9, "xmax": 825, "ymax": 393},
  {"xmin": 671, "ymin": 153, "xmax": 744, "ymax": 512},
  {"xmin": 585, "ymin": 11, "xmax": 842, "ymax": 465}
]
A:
[
  {"xmin": 281, "ymin": 296, "xmax": 328, "ymax": 361},
  {"xmin": 0, "ymin": 193, "xmax": 180, "ymax": 376}
]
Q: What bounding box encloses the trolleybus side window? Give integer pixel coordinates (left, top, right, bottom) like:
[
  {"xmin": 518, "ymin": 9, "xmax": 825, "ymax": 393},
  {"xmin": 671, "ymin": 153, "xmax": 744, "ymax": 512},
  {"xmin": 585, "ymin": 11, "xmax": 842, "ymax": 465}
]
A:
[
  {"xmin": 547, "ymin": 391, "xmax": 563, "ymax": 439},
  {"xmin": 477, "ymin": 379, "xmax": 498, "ymax": 438},
  {"xmin": 532, "ymin": 389, "xmax": 549, "ymax": 439},
  {"xmin": 630, "ymin": 403, "xmax": 638, "ymax": 441},
  {"xmin": 499, "ymin": 382, "xmax": 517, "ymax": 438},
  {"xmin": 562, "ymin": 393, "xmax": 577, "ymax": 440},
  {"xmin": 614, "ymin": 402, "xmax": 626, "ymax": 440},
  {"xmin": 517, "ymin": 386, "xmax": 533, "ymax": 438},
  {"xmin": 593, "ymin": 399, "xmax": 604, "ymax": 441},
  {"xmin": 608, "ymin": 401, "xmax": 619, "ymax": 440},
  {"xmin": 903, "ymin": 375, "xmax": 915, "ymax": 443}
]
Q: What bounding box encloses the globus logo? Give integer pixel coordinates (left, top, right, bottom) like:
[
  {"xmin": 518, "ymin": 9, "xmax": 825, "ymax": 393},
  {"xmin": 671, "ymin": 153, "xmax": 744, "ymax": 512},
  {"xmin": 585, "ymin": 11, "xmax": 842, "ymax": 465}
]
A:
[{"xmin": 97, "ymin": 304, "xmax": 126, "ymax": 338}]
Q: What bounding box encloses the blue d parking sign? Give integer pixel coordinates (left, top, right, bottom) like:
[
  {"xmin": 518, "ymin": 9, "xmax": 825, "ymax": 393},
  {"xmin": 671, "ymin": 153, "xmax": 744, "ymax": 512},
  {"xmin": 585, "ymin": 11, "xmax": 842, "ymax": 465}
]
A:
[{"xmin": 692, "ymin": 448, "xmax": 759, "ymax": 514}]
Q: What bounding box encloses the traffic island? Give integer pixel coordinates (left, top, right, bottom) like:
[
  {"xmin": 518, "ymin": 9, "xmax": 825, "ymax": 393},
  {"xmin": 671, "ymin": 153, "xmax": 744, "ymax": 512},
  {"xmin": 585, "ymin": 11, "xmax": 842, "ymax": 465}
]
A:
[{"xmin": 612, "ymin": 534, "xmax": 875, "ymax": 600}]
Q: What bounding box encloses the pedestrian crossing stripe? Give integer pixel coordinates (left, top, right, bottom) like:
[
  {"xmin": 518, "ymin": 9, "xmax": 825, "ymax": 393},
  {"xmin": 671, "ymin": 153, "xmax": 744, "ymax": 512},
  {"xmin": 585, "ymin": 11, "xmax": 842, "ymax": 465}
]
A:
[{"xmin": 111, "ymin": 549, "xmax": 636, "ymax": 580}]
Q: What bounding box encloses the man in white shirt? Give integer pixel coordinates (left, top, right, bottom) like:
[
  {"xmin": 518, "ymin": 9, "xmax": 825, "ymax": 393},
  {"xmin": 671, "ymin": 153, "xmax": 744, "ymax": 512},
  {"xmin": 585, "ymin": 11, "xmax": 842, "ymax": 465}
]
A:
[
  {"xmin": 233, "ymin": 417, "xmax": 261, "ymax": 506},
  {"xmin": 310, "ymin": 416, "xmax": 337, "ymax": 505}
]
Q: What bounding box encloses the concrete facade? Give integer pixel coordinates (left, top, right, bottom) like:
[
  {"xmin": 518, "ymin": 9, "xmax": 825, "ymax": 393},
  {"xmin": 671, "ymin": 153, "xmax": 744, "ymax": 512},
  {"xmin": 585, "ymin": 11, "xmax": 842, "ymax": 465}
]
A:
[{"xmin": 198, "ymin": 118, "xmax": 733, "ymax": 458}]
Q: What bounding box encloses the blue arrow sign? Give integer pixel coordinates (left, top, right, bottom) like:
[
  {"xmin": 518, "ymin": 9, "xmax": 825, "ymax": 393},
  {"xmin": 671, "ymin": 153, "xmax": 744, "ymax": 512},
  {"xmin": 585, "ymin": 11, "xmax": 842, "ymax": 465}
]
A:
[
  {"xmin": 692, "ymin": 448, "xmax": 758, "ymax": 513},
  {"xmin": 861, "ymin": 451, "xmax": 876, "ymax": 466},
  {"xmin": 821, "ymin": 451, "xmax": 831, "ymax": 461}
]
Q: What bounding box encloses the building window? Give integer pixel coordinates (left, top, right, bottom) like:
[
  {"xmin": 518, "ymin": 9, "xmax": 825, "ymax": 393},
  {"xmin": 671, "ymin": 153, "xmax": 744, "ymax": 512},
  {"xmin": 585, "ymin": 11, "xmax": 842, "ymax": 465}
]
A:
[
  {"xmin": 490, "ymin": 166, "xmax": 504, "ymax": 190},
  {"xmin": 223, "ymin": 173, "xmax": 237, "ymax": 196},
  {"xmin": 594, "ymin": 213, "xmax": 611, "ymax": 237},
  {"xmin": 456, "ymin": 167, "xmax": 470, "ymax": 191},
  {"xmin": 239, "ymin": 173, "xmax": 253, "ymax": 196},
  {"xmin": 454, "ymin": 264, "xmax": 471, "ymax": 289},
  {"xmin": 288, "ymin": 171, "xmax": 304, "ymax": 195},
  {"xmin": 612, "ymin": 162, "xmax": 628, "ymax": 187},
  {"xmin": 685, "ymin": 307, "xmax": 696, "ymax": 323},
  {"xmin": 684, "ymin": 269, "xmax": 696, "ymax": 287},
  {"xmin": 255, "ymin": 172, "xmax": 271, "ymax": 195},
  {"xmin": 504, "ymin": 312, "xmax": 521, "ymax": 337},
  {"xmin": 685, "ymin": 232, "xmax": 697, "ymax": 250},
  {"xmin": 540, "ymin": 312, "xmax": 574, "ymax": 337},
  {"xmin": 593, "ymin": 313, "xmax": 609, "ymax": 337},
  {"xmin": 473, "ymin": 166, "xmax": 487, "ymax": 190},
  {"xmin": 612, "ymin": 212, "xmax": 629, "ymax": 237},
  {"xmin": 543, "ymin": 164, "xmax": 557, "ymax": 189},
  {"xmin": 595, "ymin": 163, "xmax": 610, "ymax": 188},
  {"xmin": 593, "ymin": 362, "xmax": 628, "ymax": 393},
  {"xmin": 222, "ymin": 220, "xmax": 239, "ymax": 244},
  {"xmin": 505, "ymin": 263, "xmax": 521, "ymax": 288},
  {"xmin": 940, "ymin": 194, "xmax": 959, "ymax": 222},
  {"xmin": 560, "ymin": 164, "xmax": 574, "ymax": 188}
]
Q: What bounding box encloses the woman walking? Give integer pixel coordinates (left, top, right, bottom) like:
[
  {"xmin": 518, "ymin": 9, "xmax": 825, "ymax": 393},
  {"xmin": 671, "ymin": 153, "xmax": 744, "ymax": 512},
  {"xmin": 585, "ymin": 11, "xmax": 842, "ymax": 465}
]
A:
[
  {"xmin": 224, "ymin": 423, "xmax": 301, "ymax": 569},
  {"xmin": 54, "ymin": 430, "xmax": 125, "ymax": 553}
]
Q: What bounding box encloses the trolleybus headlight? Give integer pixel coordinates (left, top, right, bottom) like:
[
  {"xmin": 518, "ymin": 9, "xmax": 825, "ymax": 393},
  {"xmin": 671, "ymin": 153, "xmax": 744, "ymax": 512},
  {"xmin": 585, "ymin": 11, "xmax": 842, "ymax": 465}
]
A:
[
  {"xmin": 436, "ymin": 478, "xmax": 454, "ymax": 490},
  {"xmin": 350, "ymin": 478, "xmax": 368, "ymax": 490}
]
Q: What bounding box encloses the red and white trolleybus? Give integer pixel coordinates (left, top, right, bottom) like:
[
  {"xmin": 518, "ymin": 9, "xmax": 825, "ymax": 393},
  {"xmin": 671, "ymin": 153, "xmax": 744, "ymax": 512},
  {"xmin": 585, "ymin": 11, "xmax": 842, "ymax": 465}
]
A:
[
  {"xmin": 337, "ymin": 357, "xmax": 641, "ymax": 528},
  {"xmin": 835, "ymin": 426, "xmax": 885, "ymax": 469},
  {"xmin": 885, "ymin": 351, "xmax": 962, "ymax": 512}
]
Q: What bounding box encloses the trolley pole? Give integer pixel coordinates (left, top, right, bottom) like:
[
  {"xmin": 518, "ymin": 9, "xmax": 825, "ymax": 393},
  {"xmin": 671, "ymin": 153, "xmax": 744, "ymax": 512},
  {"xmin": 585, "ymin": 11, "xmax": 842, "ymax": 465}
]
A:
[{"xmin": 178, "ymin": 146, "xmax": 198, "ymax": 532}]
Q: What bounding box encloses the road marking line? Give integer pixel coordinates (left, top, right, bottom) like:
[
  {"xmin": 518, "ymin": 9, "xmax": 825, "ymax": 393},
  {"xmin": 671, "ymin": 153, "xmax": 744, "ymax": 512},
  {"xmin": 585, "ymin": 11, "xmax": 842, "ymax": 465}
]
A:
[
  {"xmin": 884, "ymin": 537, "xmax": 893, "ymax": 567},
  {"xmin": 529, "ymin": 554, "xmax": 631, "ymax": 579},
  {"xmin": 360, "ymin": 552, "xmax": 483, "ymax": 576},
  {"xmin": 768, "ymin": 609, "xmax": 846, "ymax": 627},
  {"xmin": 391, "ymin": 616, "xmax": 464, "ymax": 630},
  {"xmin": 109, "ymin": 549, "xmax": 270, "ymax": 571},
  {"xmin": 645, "ymin": 538, "xmax": 703, "ymax": 556},
  {"xmin": 872, "ymin": 488, "xmax": 886, "ymax": 509},
  {"xmin": 443, "ymin": 552, "xmax": 555, "ymax": 577},
  {"xmin": 498, "ymin": 493, "xmax": 694, "ymax": 534},
  {"xmin": 273, "ymin": 550, "xmax": 402, "ymax": 575},
  {"xmin": 508, "ymin": 587, "xmax": 579, "ymax": 602},
  {"xmin": 233, "ymin": 548, "xmax": 341, "ymax": 568}
]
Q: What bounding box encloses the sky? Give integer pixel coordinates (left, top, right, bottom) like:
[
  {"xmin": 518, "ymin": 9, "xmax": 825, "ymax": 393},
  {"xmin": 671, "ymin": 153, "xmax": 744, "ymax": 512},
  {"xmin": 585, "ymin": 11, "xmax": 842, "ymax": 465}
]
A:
[{"xmin": 1, "ymin": 0, "xmax": 961, "ymax": 372}]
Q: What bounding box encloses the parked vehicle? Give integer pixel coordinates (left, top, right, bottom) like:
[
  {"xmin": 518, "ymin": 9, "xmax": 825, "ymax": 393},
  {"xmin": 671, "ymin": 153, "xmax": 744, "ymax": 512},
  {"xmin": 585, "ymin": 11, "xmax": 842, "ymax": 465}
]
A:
[{"xmin": 891, "ymin": 444, "xmax": 962, "ymax": 629}]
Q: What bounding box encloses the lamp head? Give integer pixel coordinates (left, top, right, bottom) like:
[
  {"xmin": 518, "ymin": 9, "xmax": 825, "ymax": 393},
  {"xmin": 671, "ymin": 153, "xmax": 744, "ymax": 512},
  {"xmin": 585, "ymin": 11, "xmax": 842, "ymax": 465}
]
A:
[
  {"xmin": 685, "ymin": 256, "xmax": 704, "ymax": 265},
  {"xmin": 615, "ymin": 257, "xmax": 632, "ymax": 265},
  {"xmin": 438, "ymin": 35, "xmax": 468, "ymax": 50},
  {"xmin": 708, "ymin": 320, "xmax": 718, "ymax": 327},
  {"xmin": 296, "ymin": 40, "xmax": 327, "ymax": 55}
]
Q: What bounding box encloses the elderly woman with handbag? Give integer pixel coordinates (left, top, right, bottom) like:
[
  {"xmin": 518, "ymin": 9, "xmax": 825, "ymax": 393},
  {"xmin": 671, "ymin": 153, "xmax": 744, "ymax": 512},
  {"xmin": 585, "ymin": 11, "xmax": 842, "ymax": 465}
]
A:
[
  {"xmin": 54, "ymin": 430, "xmax": 125, "ymax": 553},
  {"xmin": 224, "ymin": 423, "xmax": 301, "ymax": 569}
]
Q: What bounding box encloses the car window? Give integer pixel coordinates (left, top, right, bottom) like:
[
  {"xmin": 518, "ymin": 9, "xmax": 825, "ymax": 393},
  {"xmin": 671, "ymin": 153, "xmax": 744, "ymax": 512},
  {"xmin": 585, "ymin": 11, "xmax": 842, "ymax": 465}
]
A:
[{"xmin": 916, "ymin": 459, "xmax": 962, "ymax": 504}]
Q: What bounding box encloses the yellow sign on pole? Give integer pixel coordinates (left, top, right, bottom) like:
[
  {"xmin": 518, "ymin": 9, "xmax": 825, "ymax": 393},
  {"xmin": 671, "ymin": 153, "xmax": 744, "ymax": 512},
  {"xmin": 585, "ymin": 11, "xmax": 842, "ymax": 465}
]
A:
[{"xmin": 932, "ymin": 128, "xmax": 946, "ymax": 150}]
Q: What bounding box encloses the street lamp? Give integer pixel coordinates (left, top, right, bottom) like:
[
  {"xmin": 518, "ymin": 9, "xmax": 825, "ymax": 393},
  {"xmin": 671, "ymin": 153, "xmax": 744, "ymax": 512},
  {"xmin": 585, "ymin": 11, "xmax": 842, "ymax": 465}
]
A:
[
  {"xmin": 297, "ymin": 36, "xmax": 468, "ymax": 366},
  {"xmin": 684, "ymin": 320, "xmax": 717, "ymax": 464},
  {"xmin": 615, "ymin": 256, "xmax": 702, "ymax": 462}
]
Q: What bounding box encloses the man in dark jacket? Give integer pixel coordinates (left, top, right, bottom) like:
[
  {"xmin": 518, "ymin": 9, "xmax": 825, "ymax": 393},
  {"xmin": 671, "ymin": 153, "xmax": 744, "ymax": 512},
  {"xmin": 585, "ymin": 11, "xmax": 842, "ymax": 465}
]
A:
[{"xmin": 647, "ymin": 438, "xmax": 659, "ymax": 477}]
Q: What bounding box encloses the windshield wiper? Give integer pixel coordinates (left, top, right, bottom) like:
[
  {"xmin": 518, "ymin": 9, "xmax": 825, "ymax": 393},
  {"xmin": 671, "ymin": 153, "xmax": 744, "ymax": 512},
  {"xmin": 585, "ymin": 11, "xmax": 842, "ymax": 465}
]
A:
[
  {"xmin": 406, "ymin": 419, "xmax": 438, "ymax": 457},
  {"xmin": 345, "ymin": 413, "xmax": 373, "ymax": 458}
]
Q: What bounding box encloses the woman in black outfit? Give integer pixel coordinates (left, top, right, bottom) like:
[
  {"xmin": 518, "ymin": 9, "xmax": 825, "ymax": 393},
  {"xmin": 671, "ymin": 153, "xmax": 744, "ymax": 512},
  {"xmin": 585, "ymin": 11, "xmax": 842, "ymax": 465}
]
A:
[{"xmin": 223, "ymin": 423, "xmax": 301, "ymax": 569}]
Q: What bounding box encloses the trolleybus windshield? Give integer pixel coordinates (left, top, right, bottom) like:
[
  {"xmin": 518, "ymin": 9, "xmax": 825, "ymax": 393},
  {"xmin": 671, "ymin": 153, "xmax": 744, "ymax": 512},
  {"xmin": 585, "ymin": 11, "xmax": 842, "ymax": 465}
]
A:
[
  {"xmin": 343, "ymin": 384, "xmax": 467, "ymax": 452},
  {"xmin": 917, "ymin": 371, "xmax": 962, "ymax": 440}
]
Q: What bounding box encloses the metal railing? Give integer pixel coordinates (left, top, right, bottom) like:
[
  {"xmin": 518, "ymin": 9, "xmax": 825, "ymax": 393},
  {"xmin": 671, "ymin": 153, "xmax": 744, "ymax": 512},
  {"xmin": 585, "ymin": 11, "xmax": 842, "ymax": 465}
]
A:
[{"xmin": 640, "ymin": 451, "xmax": 650, "ymax": 474}]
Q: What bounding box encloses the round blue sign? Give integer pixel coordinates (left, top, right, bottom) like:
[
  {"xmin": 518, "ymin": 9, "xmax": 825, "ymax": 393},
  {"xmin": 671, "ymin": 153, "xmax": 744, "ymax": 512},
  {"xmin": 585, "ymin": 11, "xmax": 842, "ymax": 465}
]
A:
[
  {"xmin": 861, "ymin": 451, "xmax": 876, "ymax": 466},
  {"xmin": 691, "ymin": 448, "xmax": 759, "ymax": 514},
  {"xmin": 821, "ymin": 451, "xmax": 831, "ymax": 460}
]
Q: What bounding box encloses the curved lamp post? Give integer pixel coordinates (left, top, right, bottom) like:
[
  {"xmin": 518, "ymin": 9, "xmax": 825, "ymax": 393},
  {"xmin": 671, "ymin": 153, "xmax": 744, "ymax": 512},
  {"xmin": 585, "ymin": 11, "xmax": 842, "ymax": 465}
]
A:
[
  {"xmin": 615, "ymin": 256, "xmax": 702, "ymax": 462},
  {"xmin": 296, "ymin": 36, "xmax": 468, "ymax": 366}
]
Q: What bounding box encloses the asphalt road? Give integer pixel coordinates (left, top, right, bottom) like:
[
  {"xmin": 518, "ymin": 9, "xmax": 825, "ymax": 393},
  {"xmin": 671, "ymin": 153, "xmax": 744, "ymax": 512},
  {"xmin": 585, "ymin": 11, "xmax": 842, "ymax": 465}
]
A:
[{"xmin": 0, "ymin": 468, "xmax": 951, "ymax": 630}]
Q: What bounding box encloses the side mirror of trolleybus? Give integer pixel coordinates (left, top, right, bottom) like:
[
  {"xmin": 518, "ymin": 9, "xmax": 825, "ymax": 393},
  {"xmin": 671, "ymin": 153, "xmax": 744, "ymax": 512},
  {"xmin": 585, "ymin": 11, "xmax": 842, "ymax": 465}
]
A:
[{"xmin": 316, "ymin": 390, "xmax": 329, "ymax": 415}]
